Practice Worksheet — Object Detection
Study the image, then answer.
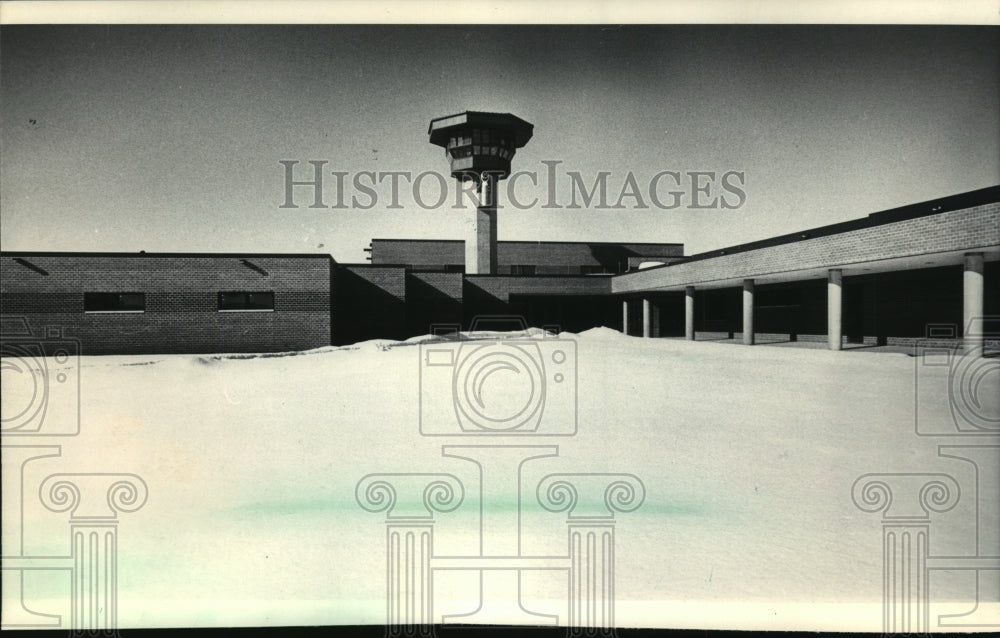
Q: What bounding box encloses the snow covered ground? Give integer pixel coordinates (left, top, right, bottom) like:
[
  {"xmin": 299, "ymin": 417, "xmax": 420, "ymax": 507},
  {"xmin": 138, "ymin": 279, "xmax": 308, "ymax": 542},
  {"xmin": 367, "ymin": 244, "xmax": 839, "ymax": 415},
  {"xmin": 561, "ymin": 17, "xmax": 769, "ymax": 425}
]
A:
[{"xmin": 3, "ymin": 327, "xmax": 998, "ymax": 630}]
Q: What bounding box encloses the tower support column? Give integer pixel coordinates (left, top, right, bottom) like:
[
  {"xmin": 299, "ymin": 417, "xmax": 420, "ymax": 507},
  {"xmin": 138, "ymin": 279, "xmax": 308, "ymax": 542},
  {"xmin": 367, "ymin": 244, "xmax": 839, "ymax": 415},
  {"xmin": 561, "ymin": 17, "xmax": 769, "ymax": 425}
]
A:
[
  {"xmin": 428, "ymin": 112, "xmax": 533, "ymax": 276},
  {"xmin": 466, "ymin": 175, "xmax": 499, "ymax": 275},
  {"xmin": 621, "ymin": 299, "xmax": 629, "ymax": 335}
]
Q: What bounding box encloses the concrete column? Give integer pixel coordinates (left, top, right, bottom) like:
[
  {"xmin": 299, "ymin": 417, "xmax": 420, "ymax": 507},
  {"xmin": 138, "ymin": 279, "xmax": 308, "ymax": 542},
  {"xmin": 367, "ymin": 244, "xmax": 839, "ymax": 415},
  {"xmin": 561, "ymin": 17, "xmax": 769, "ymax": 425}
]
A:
[
  {"xmin": 465, "ymin": 174, "xmax": 498, "ymax": 275},
  {"xmin": 642, "ymin": 298, "xmax": 651, "ymax": 338},
  {"xmin": 621, "ymin": 299, "xmax": 629, "ymax": 335},
  {"xmin": 742, "ymin": 279, "xmax": 755, "ymax": 345},
  {"xmin": 964, "ymin": 253, "xmax": 984, "ymax": 353},
  {"xmin": 828, "ymin": 269, "xmax": 843, "ymax": 351},
  {"xmin": 685, "ymin": 286, "xmax": 695, "ymax": 341}
]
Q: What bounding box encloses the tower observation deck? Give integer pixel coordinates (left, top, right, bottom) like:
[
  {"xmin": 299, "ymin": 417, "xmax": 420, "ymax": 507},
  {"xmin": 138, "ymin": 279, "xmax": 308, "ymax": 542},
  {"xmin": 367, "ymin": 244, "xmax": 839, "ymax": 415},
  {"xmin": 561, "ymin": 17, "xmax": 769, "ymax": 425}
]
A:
[{"xmin": 429, "ymin": 111, "xmax": 534, "ymax": 274}]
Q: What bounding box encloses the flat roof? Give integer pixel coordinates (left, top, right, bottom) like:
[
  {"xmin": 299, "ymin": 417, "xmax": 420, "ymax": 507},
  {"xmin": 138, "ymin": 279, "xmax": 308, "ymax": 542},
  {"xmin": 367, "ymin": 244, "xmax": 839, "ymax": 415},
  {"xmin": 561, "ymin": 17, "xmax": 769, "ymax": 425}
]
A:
[
  {"xmin": 370, "ymin": 239, "xmax": 684, "ymax": 247},
  {"xmin": 0, "ymin": 251, "xmax": 335, "ymax": 260},
  {"xmin": 616, "ymin": 185, "xmax": 1000, "ymax": 275},
  {"xmin": 428, "ymin": 111, "xmax": 534, "ymax": 148}
]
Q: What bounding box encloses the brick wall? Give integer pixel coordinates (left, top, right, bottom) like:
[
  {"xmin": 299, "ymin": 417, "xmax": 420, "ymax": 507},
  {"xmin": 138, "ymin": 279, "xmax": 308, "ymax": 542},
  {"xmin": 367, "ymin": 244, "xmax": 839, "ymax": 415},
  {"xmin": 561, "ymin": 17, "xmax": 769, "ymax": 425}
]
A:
[
  {"xmin": 0, "ymin": 254, "xmax": 332, "ymax": 355},
  {"xmin": 464, "ymin": 275, "xmax": 611, "ymax": 304},
  {"xmin": 464, "ymin": 275, "xmax": 614, "ymax": 331},
  {"xmin": 332, "ymin": 265, "xmax": 407, "ymax": 344},
  {"xmin": 406, "ymin": 271, "xmax": 464, "ymax": 336},
  {"xmin": 371, "ymin": 240, "xmax": 463, "ymax": 268},
  {"xmin": 371, "ymin": 239, "xmax": 684, "ymax": 273},
  {"xmin": 612, "ymin": 202, "xmax": 1000, "ymax": 292}
]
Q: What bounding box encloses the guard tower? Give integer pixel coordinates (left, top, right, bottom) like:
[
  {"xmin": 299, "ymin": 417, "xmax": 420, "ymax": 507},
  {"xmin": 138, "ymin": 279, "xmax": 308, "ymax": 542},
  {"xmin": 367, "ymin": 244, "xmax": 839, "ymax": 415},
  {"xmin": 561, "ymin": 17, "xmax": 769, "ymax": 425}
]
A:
[{"xmin": 429, "ymin": 111, "xmax": 533, "ymax": 274}]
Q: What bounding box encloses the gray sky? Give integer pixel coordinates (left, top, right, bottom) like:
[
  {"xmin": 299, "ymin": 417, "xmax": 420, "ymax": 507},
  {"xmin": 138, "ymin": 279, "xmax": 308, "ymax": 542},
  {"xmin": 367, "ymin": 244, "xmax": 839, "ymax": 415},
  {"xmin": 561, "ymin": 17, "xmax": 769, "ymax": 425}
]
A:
[{"xmin": 1, "ymin": 25, "xmax": 997, "ymax": 262}]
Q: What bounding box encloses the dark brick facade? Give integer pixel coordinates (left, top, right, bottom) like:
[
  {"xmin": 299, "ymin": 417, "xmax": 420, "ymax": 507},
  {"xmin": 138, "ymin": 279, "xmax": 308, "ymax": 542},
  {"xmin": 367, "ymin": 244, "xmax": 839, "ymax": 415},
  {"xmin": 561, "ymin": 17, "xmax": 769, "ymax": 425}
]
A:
[
  {"xmin": 406, "ymin": 271, "xmax": 464, "ymax": 336},
  {"xmin": 332, "ymin": 268, "xmax": 618, "ymax": 342},
  {"xmin": 331, "ymin": 265, "xmax": 408, "ymax": 344},
  {"xmin": 0, "ymin": 254, "xmax": 332, "ymax": 355},
  {"xmin": 370, "ymin": 239, "xmax": 683, "ymax": 274},
  {"xmin": 464, "ymin": 275, "xmax": 618, "ymax": 333}
]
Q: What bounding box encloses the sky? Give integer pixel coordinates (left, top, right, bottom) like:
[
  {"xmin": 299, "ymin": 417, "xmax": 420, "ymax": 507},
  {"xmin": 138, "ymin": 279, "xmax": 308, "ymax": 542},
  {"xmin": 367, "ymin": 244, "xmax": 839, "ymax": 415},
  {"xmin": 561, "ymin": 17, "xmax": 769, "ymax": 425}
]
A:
[{"xmin": 1, "ymin": 24, "xmax": 997, "ymax": 263}]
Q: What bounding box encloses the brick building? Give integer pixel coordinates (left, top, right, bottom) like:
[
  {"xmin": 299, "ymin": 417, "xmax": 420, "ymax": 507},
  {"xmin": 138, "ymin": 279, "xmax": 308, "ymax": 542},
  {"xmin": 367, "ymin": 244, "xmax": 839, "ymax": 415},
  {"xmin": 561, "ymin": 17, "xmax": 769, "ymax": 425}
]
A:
[
  {"xmin": 616, "ymin": 186, "xmax": 1000, "ymax": 349},
  {"xmin": 1, "ymin": 186, "xmax": 997, "ymax": 355},
  {"xmin": 0, "ymin": 254, "xmax": 333, "ymax": 355},
  {"xmin": 328, "ymin": 240, "xmax": 684, "ymax": 344},
  {"xmin": 366, "ymin": 239, "xmax": 685, "ymax": 274},
  {"xmin": 0, "ymin": 241, "xmax": 678, "ymax": 353}
]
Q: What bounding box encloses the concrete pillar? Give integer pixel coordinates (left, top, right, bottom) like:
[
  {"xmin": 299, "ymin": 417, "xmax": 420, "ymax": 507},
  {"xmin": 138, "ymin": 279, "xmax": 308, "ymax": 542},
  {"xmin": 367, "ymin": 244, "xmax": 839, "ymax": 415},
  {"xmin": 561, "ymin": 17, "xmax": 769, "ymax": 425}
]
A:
[
  {"xmin": 742, "ymin": 279, "xmax": 755, "ymax": 345},
  {"xmin": 685, "ymin": 286, "xmax": 695, "ymax": 340},
  {"xmin": 621, "ymin": 299, "xmax": 629, "ymax": 335},
  {"xmin": 465, "ymin": 174, "xmax": 498, "ymax": 274},
  {"xmin": 828, "ymin": 269, "xmax": 842, "ymax": 351},
  {"xmin": 964, "ymin": 253, "xmax": 984, "ymax": 353},
  {"xmin": 642, "ymin": 298, "xmax": 651, "ymax": 338}
]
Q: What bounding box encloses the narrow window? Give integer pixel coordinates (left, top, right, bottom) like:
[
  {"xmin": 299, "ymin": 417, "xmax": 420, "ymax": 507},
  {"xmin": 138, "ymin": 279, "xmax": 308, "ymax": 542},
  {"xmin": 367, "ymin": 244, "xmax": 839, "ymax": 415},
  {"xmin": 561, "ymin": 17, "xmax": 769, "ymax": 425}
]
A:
[
  {"xmin": 218, "ymin": 291, "xmax": 275, "ymax": 312},
  {"xmin": 581, "ymin": 265, "xmax": 608, "ymax": 275},
  {"xmin": 510, "ymin": 265, "xmax": 536, "ymax": 276},
  {"xmin": 84, "ymin": 292, "xmax": 145, "ymax": 313}
]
